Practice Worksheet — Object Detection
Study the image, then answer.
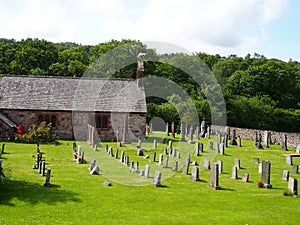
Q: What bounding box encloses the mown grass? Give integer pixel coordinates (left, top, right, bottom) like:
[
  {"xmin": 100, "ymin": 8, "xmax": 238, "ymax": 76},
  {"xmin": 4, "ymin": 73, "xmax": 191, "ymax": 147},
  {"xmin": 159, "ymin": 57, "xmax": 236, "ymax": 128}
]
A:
[{"xmin": 0, "ymin": 132, "xmax": 299, "ymax": 225}]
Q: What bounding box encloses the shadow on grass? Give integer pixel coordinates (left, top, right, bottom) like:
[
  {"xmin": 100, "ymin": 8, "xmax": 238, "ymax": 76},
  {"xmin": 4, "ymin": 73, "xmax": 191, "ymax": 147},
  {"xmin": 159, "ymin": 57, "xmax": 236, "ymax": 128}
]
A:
[
  {"xmin": 219, "ymin": 187, "xmax": 236, "ymax": 191},
  {"xmin": 0, "ymin": 179, "xmax": 81, "ymax": 206}
]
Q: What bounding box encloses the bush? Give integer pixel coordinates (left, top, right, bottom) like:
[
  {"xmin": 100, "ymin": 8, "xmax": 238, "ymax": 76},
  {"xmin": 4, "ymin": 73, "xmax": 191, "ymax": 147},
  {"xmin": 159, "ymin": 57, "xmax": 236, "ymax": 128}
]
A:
[{"xmin": 15, "ymin": 122, "xmax": 58, "ymax": 144}]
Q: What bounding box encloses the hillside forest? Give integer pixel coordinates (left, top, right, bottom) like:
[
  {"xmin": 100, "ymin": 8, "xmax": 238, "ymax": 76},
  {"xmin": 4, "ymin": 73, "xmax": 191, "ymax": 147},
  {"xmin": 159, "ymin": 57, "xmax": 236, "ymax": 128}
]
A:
[{"xmin": 0, "ymin": 38, "xmax": 299, "ymax": 133}]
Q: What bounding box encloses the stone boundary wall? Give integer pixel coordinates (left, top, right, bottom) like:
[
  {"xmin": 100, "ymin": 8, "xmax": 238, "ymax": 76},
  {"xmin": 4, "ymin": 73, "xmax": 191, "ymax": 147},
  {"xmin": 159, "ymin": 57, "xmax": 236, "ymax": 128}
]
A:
[{"xmin": 211, "ymin": 125, "xmax": 300, "ymax": 148}]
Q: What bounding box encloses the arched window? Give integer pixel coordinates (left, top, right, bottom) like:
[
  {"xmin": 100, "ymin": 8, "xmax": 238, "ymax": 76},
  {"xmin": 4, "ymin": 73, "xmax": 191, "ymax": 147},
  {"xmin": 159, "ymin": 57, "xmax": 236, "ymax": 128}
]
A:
[
  {"xmin": 38, "ymin": 115, "xmax": 43, "ymax": 124},
  {"xmin": 45, "ymin": 115, "xmax": 50, "ymax": 124}
]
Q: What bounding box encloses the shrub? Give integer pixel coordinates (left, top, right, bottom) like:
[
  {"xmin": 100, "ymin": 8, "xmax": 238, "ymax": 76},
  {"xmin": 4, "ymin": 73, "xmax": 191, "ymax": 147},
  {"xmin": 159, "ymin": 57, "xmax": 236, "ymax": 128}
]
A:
[{"xmin": 15, "ymin": 122, "xmax": 58, "ymax": 144}]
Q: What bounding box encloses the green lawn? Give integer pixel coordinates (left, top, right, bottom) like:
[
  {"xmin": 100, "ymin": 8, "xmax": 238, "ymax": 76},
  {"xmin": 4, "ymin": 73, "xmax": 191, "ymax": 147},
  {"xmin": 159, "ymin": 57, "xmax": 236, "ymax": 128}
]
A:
[{"xmin": 0, "ymin": 132, "xmax": 299, "ymax": 225}]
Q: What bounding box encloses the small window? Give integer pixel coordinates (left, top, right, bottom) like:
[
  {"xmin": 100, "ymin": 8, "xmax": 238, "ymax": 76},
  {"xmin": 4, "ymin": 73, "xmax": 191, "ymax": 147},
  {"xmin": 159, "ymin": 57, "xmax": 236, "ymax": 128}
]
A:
[
  {"xmin": 102, "ymin": 116, "xmax": 108, "ymax": 129},
  {"xmin": 96, "ymin": 116, "xmax": 101, "ymax": 128},
  {"xmin": 45, "ymin": 115, "xmax": 50, "ymax": 124},
  {"xmin": 95, "ymin": 115, "xmax": 109, "ymax": 129},
  {"xmin": 51, "ymin": 115, "xmax": 56, "ymax": 128}
]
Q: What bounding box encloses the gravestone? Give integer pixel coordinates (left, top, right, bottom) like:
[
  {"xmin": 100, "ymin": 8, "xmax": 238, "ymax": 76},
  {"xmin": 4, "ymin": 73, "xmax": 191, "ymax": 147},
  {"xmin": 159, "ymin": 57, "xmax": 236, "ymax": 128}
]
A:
[
  {"xmin": 44, "ymin": 168, "xmax": 51, "ymax": 187},
  {"xmin": 217, "ymin": 160, "xmax": 223, "ymax": 174},
  {"xmin": 280, "ymin": 134, "xmax": 287, "ymax": 150},
  {"xmin": 225, "ymin": 126, "xmax": 230, "ymax": 139},
  {"xmin": 145, "ymin": 164, "xmax": 150, "ymax": 178},
  {"xmin": 286, "ymin": 155, "xmax": 293, "ymax": 165},
  {"xmin": 255, "ymin": 132, "xmax": 263, "ymax": 149},
  {"xmin": 124, "ymin": 155, "xmax": 129, "ymax": 166},
  {"xmin": 72, "ymin": 142, "xmax": 76, "ymax": 152},
  {"xmin": 258, "ymin": 163, "xmax": 262, "ymax": 174},
  {"xmin": 115, "ymin": 148, "xmax": 118, "ymax": 159},
  {"xmin": 296, "ymin": 144, "xmax": 300, "ymax": 154},
  {"xmin": 105, "ymin": 144, "xmax": 108, "ymax": 154},
  {"xmin": 172, "ymin": 148, "xmax": 177, "ymax": 158},
  {"xmin": 130, "ymin": 161, "xmax": 134, "ymax": 169},
  {"xmin": 140, "ymin": 169, "xmax": 145, "ymax": 177},
  {"xmin": 164, "ymin": 155, "xmax": 169, "ymax": 168},
  {"xmin": 163, "ymin": 147, "xmax": 167, "ymax": 155},
  {"xmin": 261, "ymin": 160, "xmax": 272, "ymax": 188},
  {"xmin": 282, "ymin": 170, "xmax": 289, "ymax": 181},
  {"xmin": 217, "ymin": 132, "xmax": 222, "ymax": 145},
  {"xmin": 182, "ymin": 159, "xmax": 190, "ymax": 175},
  {"xmin": 168, "ymin": 140, "xmax": 172, "ymax": 149},
  {"xmin": 215, "ymin": 143, "xmax": 219, "ymax": 153},
  {"xmin": 209, "ymin": 141, "xmax": 214, "ymax": 150},
  {"xmin": 165, "ymin": 122, "xmax": 169, "ymax": 136},
  {"xmin": 288, "ymin": 177, "xmax": 298, "ymax": 195},
  {"xmin": 194, "ymin": 142, "xmax": 200, "ymax": 156},
  {"xmin": 119, "ymin": 151, "xmax": 124, "ymax": 163},
  {"xmin": 151, "ymin": 152, "xmax": 156, "ymax": 162},
  {"xmin": 254, "ymin": 157, "xmax": 259, "ymax": 164},
  {"xmin": 242, "ymin": 173, "xmax": 249, "ymax": 182},
  {"xmin": 235, "ymin": 158, "xmax": 240, "ymax": 169},
  {"xmin": 199, "ymin": 142, "xmax": 204, "ymax": 152},
  {"xmin": 206, "ymin": 126, "xmax": 211, "ymax": 139},
  {"xmin": 203, "ymin": 159, "xmax": 210, "ymax": 170},
  {"xmin": 230, "ymin": 130, "xmax": 237, "ymax": 145},
  {"xmin": 158, "ymin": 154, "xmax": 164, "ymax": 166},
  {"xmin": 209, "ymin": 163, "xmax": 220, "ymax": 190},
  {"xmin": 219, "ymin": 143, "xmax": 225, "ymax": 155},
  {"xmin": 40, "ymin": 161, "xmax": 46, "ymax": 176},
  {"xmin": 172, "ymin": 160, "xmax": 178, "ymax": 172},
  {"xmin": 292, "ymin": 164, "xmax": 298, "ymax": 174},
  {"xmin": 176, "ymin": 151, "xmax": 180, "ymax": 159},
  {"xmin": 135, "ymin": 161, "xmax": 139, "ymax": 173},
  {"xmin": 188, "ymin": 126, "xmax": 194, "ymax": 144},
  {"xmin": 171, "ymin": 122, "xmax": 175, "ymax": 139},
  {"xmin": 263, "ymin": 131, "xmax": 270, "ymax": 148},
  {"xmin": 153, "ymin": 171, "xmax": 162, "ymax": 187},
  {"xmin": 90, "ymin": 165, "xmax": 99, "ymax": 175},
  {"xmin": 231, "ymin": 166, "xmax": 238, "ymax": 179},
  {"xmin": 94, "ymin": 144, "xmax": 97, "ymax": 151},
  {"xmin": 237, "ymin": 136, "xmax": 242, "ymax": 147},
  {"xmin": 190, "ymin": 166, "xmax": 200, "ymax": 181},
  {"xmin": 38, "ymin": 161, "xmax": 43, "ymax": 174},
  {"xmin": 90, "ymin": 159, "xmax": 96, "ymax": 172},
  {"xmin": 185, "ymin": 152, "xmax": 191, "ymax": 164},
  {"xmin": 137, "ymin": 148, "xmax": 144, "ymax": 156},
  {"xmin": 153, "ymin": 139, "xmax": 157, "ymax": 148},
  {"xmin": 223, "ymin": 133, "xmax": 228, "ymax": 148},
  {"xmin": 195, "ymin": 126, "xmax": 200, "ymax": 140},
  {"xmin": 180, "ymin": 123, "xmax": 186, "ymax": 142},
  {"xmin": 200, "ymin": 119, "xmax": 205, "ymax": 137}
]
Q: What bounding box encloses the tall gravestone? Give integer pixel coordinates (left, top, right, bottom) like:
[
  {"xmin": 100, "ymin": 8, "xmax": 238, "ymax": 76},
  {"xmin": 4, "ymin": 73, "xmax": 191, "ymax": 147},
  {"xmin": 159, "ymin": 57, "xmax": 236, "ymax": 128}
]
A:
[
  {"xmin": 153, "ymin": 171, "xmax": 162, "ymax": 187},
  {"xmin": 188, "ymin": 126, "xmax": 194, "ymax": 144},
  {"xmin": 194, "ymin": 142, "xmax": 200, "ymax": 156},
  {"xmin": 164, "ymin": 155, "xmax": 169, "ymax": 168},
  {"xmin": 145, "ymin": 164, "xmax": 150, "ymax": 178},
  {"xmin": 151, "ymin": 152, "xmax": 156, "ymax": 162},
  {"xmin": 234, "ymin": 158, "xmax": 240, "ymax": 169},
  {"xmin": 182, "ymin": 158, "xmax": 190, "ymax": 175},
  {"xmin": 217, "ymin": 160, "xmax": 223, "ymax": 174},
  {"xmin": 195, "ymin": 126, "xmax": 200, "ymax": 140},
  {"xmin": 165, "ymin": 123, "xmax": 169, "ymax": 136},
  {"xmin": 119, "ymin": 150, "xmax": 124, "ymax": 163},
  {"xmin": 230, "ymin": 130, "xmax": 237, "ymax": 145},
  {"xmin": 219, "ymin": 143, "xmax": 225, "ymax": 155},
  {"xmin": 190, "ymin": 166, "xmax": 200, "ymax": 181},
  {"xmin": 280, "ymin": 134, "xmax": 287, "ymax": 151},
  {"xmin": 261, "ymin": 160, "xmax": 272, "ymax": 188},
  {"xmin": 172, "ymin": 160, "xmax": 178, "ymax": 172},
  {"xmin": 203, "ymin": 159, "xmax": 210, "ymax": 170},
  {"xmin": 296, "ymin": 144, "xmax": 300, "ymax": 154},
  {"xmin": 292, "ymin": 164, "xmax": 298, "ymax": 174},
  {"xmin": 282, "ymin": 170, "xmax": 289, "ymax": 181},
  {"xmin": 263, "ymin": 131, "xmax": 270, "ymax": 148},
  {"xmin": 153, "ymin": 139, "xmax": 157, "ymax": 148},
  {"xmin": 209, "ymin": 163, "xmax": 220, "ymax": 190},
  {"xmin": 180, "ymin": 123, "xmax": 186, "ymax": 142},
  {"xmin": 242, "ymin": 173, "xmax": 249, "ymax": 182},
  {"xmin": 200, "ymin": 119, "xmax": 205, "ymax": 137},
  {"xmin": 288, "ymin": 177, "xmax": 298, "ymax": 196},
  {"xmin": 158, "ymin": 154, "xmax": 163, "ymax": 166},
  {"xmin": 231, "ymin": 166, "xmax": 238, "ymax": 179}
]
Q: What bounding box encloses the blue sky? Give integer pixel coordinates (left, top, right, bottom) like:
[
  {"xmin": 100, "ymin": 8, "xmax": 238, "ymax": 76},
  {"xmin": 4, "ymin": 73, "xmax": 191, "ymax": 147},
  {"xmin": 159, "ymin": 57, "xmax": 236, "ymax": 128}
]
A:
[{"xmin": 0, "ymin": 0, "xmax": 298, "ymax": 61}]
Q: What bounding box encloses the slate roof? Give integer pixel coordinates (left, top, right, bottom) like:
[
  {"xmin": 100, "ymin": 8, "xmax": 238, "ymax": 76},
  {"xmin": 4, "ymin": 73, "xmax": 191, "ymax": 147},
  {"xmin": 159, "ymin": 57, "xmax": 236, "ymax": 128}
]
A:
[{"xmin": 0, "ymin": 75, "xmax": 147, "ymax": 113}]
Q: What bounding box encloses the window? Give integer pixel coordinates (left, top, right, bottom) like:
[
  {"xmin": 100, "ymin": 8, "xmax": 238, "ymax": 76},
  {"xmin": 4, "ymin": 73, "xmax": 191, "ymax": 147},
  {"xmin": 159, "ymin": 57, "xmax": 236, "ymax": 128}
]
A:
[
  {"xmin": 37, "ymin": 113, "xmax": 57, "ymax": 128},
  {"xmin": 95, "ymin": 114, "xmax": 109, "ymax": 129}
]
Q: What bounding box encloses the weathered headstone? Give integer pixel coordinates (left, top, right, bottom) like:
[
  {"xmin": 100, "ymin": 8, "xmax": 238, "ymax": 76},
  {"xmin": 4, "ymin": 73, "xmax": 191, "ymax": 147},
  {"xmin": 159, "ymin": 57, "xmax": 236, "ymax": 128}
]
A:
[
  {"xmin": 188, "ymin": 126, "xmax": 194, "ymax": 144},
  {"xmin": 182, "ymin": 159, "xmax": 190, "ymax": 175},
  {"xmin": 223, "ymin": 133, "xmax": 228, "ymax": 148},
  {"xmin": 153, "ymin": 139, "xmax": 157, "ymax": 148},
  {"xmin": 43, "ymin": 168, "xmax": 51, "ymax": 187},
  {"xmin": 158, "ymin": 154, "xmax": 163, "ymax": 166},
  {"xmin": 282, "ymin": 170, "xmax": 289, "ymax": 181},
  {"xmin": 237, "ymin": 136, "xmax": 242, "ymax": 147},
  {"xmin": 145, "ymin": 164, "xmax": 150, "ymax": 178},
  {"xmin": 90, "ymin": 165, "xmax": 100, "ymax": 175},
  {"xmin": 286, "ymin": 155, "xmax": 293, "ymax": 165},
  {"xmin": 255, "ymin": 132, "xmax": 263, "ymax": 149},
  {"xmin": 258, "ymin": 163, "xmax": 262, "ymax": 174},
  {"xmin": 292, "ymin": 164, "xmax": 298, "ymax": 174},
  {"xmin": 217, "ymin": 132, "xmax": 222, "ymax": 145},
  {"xmin": 165, "ymin": 122, "xmax": 169, "ymax": 136},
  {"xmin": 176, "ymin": 151, "xmax": 180, "ymax": 159},
  {"xmin": 217, "ymin": 160, "xmax": 223, "ymax": 174},
  {"xmin": 195, "ymin": 126, "xmax": 199, "ymax": 140},
  {"xmin": 288, "ymin": 177, "xmax": 298, "ymax": 196},
  {"xmin": 72, "ymin": 142, "xmax": 76, "ymax": 152},
  {"xmin": 90, "ymin": 159, "xmax": 96, "ymax": 172},
  {"xmin": 153, "ymin": 171, "xmax": 162, "ymax": 187},
  {"xmin": 242, "ymin": 173, "xmax": 249, "ymax": 182},
  {"xmin": 280, "ymin": 134, "xmax": 287, "ymax": 151},
  {"xmin": 124, "ymin": 155, "xmax": 129, "ymax": 166},
  {"xmin": 200, "ymin": 119, "xmax": 205, "ymax": 137},
  {"xmin": 94, "ymin": 144, "xmax": 98, "ymax": 151},
  {"xmin": 172, "ymin": 148, "xmax": 177, "ymax": 158},
  {"xmin": 254, "ymin": 157, "xmax": 259, "ymax": 164},
  {"xmin": 163, "ymin": 147, "xmax": 167, "ymax": 155},
  {"xmin": 219, "ymin": 143, "xmax": 225, "ymax": 155},
  {"xmin": 296, "ymin": 144, "xmax": 300, "ymax": 154},
  {"xmin": 209, "ymin": 163, "xmax": 220, "ymax": 190},
  {"xmin": 151, "ymin": 151, "xmax": 156, "ymax": 162},
  {"xmin": 164, "ymin": 155, "xmax": 169, "ymax": 168},
  {"xmin": 231, "ymin": 166, "xmax": 238, "ymax": 179},
  {"xmin": 190, "ymin": 166, "xmax": 200, "ymax": 181},
  {"xmin": 180, "ymin": 123, "xmax": 186, "ymax": 142},
  {"xmin": 206, "ymin": 126, "xmax": 211, "ymax": 139},
  {"xmin": 137, "ymin": 148, "xmax": 144, "ymax": 156},
  {"xmin": 130, "ymin": 161, "xmax": 134, "ymax": 169},
  {"xmin": 234, "ymin": 158, "xmax": 240, "ymax": 169},
  {"xmin": 261, "ymin": 160, "xmax": 272, "ymax": 188},
  {"xmin": 225, "ymin": 126, "xmax": 230, "ymax": 139},
  {"xmin": 139, "ymin": 169, "xmax": 145, "ymax": 176},
  {"xmin": 215, "ymin": 143, "xmax": 219, "ymax": 153},
  {"xmin": 135, "ymin": 161, "xmax": 139, "ymax": 173},
  {"xmin": 194, "ymin": 142, "xmax": 200, "ymax": 156},
  {"xmin": 203, "ymin": 159, "xmax": 210, "ymax": 170},
  {"xmin": 119, "ymin": 150, "xmax": 124, "ymax": 163},
  {"xmin": 263, "ymin": 131, "xmax": 270, "ymax": 148},
  {"xmin": 172, "ymin": 160, "xmax": 178, "ymax": 172},
  {"xmin": 171, "ymin": 122, "xmax": 175, "ymax": 139},
  {"xmin": 168, "ymin": 140, "xmax": 172, "ymax": 149},
  {"xmin": 209, "ymin": 141, "xmax": 214, "ymax": 150}
]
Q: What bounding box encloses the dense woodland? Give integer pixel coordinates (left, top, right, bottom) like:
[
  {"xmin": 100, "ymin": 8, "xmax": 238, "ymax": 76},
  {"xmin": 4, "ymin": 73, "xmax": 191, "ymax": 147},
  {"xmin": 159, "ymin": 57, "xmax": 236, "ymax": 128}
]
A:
[{"xmin": 0, "ymin": 38, "xmax": 299, "ymax": 133}]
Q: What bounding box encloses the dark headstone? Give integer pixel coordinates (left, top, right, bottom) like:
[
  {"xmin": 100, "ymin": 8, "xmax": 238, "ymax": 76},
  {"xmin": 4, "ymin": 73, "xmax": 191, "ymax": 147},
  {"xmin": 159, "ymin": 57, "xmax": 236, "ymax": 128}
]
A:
[
  {"xmin": 43, "ymin": 168, "xmax": 51, "ymax": 187},
  {"xmin": 280, "ymin": 134, "xmax": 287, "ymax": 151}
]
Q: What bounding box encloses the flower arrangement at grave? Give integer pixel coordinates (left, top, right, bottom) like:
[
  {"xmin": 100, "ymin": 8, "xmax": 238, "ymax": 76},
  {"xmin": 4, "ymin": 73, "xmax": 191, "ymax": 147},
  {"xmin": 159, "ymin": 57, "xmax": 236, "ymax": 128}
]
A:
[{"xmin": 258, "ymin": 181, "xmax": 264, "ymax": 188}]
